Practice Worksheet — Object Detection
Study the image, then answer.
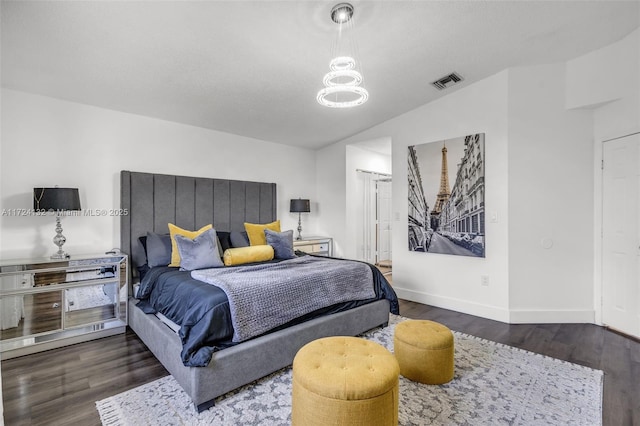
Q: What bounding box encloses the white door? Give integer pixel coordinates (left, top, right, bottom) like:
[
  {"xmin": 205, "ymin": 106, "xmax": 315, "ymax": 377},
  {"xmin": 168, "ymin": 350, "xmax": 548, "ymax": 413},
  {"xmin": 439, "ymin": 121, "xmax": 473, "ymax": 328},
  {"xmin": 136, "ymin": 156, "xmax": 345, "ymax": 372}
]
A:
[
  {"xmin": 602, "ymin": 132, "xmax": 640, "ymax": 338},
  {"xmin": 355, "ymin": 171, "xmax": 375, "ymax": 263},
  {"xmin": 376, "ymin": 179, "xmax": 392, "ymax": 264}
]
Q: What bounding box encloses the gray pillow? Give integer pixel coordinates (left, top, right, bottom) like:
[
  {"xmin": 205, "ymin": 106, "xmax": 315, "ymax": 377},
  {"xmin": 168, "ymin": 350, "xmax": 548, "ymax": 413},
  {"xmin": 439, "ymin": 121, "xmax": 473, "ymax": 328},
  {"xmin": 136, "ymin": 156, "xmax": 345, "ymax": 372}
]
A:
[
  {"xmin": 230, "ymin": 230, "xmax": 249, "ymax": 248},
  {"xmin": 265, "ymin": 229, "xmax": 295, "ymax": 260},
  {"xmin": 174, "ymin": 228, "xmax": 224, "ymax": 271},
  {"xmin": 146, "ymin": 232, "xmax": 172, "ymax": 267}
]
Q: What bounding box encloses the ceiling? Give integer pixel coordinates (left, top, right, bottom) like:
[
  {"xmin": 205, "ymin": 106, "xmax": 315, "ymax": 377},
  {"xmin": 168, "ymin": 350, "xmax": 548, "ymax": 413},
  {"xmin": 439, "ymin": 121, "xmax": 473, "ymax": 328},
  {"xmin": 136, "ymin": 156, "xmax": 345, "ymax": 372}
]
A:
[{"xmin": 2, "ymin": 1, "xmax": 639, "ymax": 150}]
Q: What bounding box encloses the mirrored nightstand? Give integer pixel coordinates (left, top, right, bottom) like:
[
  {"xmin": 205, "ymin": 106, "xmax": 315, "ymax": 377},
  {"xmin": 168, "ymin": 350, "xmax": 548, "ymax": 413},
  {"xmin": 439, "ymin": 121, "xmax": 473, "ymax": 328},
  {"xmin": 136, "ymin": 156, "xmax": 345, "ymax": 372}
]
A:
[
  {"xmin": 293, "ymin": 237, "xmax": 333, "ymax": 257},
  {"xmin": 0, "ymin": 254, "xmax": 127, "ymax": 359}
]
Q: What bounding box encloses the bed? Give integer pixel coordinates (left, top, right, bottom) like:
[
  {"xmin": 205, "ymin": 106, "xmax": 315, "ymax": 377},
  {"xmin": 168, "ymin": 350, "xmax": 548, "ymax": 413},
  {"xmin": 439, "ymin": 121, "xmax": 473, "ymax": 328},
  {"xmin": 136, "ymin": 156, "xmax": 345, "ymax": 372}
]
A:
[{"xmin": 120, "ymin": 170, "xmax": 397, "ymax": 411}]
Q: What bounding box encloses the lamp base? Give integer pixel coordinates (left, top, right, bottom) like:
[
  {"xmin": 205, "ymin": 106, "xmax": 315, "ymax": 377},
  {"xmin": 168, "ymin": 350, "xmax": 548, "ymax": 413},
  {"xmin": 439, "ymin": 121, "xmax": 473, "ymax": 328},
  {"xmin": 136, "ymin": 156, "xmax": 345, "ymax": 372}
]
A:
[
  {"xmin": 296, "ymin": 213, "xmax": 303, "ymax": 240},
  {"xmin": 50, "ymin": 252, "xmax": 71, "ymax": 260},
  {"xmin": 51, "ymin": 215, "xmax": 71, "ymax": 259}
]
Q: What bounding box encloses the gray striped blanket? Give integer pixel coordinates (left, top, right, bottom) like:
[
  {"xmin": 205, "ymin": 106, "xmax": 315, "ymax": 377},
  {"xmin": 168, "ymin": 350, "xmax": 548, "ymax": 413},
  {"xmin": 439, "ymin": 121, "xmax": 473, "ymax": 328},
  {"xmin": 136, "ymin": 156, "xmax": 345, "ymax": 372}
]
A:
[{"xmin": 191, "ymin": 256, "xmax": 375, "ymax": 342}]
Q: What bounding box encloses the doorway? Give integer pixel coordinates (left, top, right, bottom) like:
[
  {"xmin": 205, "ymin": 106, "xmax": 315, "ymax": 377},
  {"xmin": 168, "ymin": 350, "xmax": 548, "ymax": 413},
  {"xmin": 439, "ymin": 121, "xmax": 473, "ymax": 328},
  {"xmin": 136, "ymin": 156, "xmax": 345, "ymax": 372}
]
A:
[
  {"xmin": 356, "ymin": 170, "xmax": 392, "ymax": 276},
  {"xmin": 601, "ymin": 132, "xmax": 640, "ymax": 338},
  {"xmin": 376, "ymin": 177, "xmax": 392, "ymax": 269}
]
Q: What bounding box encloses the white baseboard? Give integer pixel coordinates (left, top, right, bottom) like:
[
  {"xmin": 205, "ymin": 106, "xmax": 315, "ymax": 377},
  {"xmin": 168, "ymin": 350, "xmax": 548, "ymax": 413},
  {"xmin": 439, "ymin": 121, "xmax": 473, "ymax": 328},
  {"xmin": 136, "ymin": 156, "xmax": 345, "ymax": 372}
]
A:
[
  {"xmin": 394, "ymin": 287, "xmax": 510, "ymax": 323},
  {"xmin": 395, "ymin": 287, "xmax": 595, "ymax": 324},
  {"xmin": 509, "ymin": 309, "xmax": 595, "ymax": 324}
]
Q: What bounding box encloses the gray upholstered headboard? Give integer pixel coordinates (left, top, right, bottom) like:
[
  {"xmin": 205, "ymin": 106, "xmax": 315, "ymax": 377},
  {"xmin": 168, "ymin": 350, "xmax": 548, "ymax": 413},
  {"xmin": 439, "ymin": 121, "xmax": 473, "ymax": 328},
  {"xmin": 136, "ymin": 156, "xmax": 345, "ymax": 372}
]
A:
[{"xmin": 120, "ymin": 170, "xmax": 277, "ymax": 282}]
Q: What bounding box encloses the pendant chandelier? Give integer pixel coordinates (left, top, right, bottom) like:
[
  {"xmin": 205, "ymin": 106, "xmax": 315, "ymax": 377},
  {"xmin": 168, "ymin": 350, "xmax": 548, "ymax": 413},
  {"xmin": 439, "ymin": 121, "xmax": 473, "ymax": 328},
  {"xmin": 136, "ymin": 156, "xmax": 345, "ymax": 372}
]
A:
[{"xmin": 317, "ymin": 3, "xmax": 369, "ymax": 108}]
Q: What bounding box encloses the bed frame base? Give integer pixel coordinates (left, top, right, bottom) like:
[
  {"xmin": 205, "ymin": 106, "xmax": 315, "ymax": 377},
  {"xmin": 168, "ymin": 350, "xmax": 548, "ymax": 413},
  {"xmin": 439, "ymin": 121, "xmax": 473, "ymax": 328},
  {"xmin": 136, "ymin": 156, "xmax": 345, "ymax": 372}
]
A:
[
  {"xmin": 197, "ymin": 398, "xmax": 217, "ymax": 413},
  {"xmin": 128, "ymin": 297, "xmax": 391, "ymax": 412}
]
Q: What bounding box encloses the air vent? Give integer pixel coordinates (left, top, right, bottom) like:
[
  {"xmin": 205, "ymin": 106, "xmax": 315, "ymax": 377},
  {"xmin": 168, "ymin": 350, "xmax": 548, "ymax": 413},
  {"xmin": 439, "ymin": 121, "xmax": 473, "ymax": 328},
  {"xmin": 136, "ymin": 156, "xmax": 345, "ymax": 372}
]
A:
[{"xmin": 431, "ymin": 72, "xmax": 464, "ymax": 90}]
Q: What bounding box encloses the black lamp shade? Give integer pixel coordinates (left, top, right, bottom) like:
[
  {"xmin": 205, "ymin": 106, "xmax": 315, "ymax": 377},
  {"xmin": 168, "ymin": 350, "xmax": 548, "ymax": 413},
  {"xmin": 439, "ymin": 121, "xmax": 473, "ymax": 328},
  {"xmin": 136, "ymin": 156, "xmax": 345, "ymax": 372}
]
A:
[
  {"xmin": 290, "ymin": 199, "xmax": 310, "ymax": 213},
  {"xmin": 33, "ymin": 188, "xmax": 81, "ymax": 211}
]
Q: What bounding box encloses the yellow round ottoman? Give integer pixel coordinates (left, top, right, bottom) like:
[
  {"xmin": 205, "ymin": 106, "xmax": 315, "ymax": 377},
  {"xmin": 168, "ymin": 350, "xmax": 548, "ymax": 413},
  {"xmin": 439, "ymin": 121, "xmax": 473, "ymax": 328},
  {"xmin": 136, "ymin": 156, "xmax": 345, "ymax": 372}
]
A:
[
  {"xmin": 394, "ymin": 320, "xmax": 454, "ymax": 385},
  {"xmin": 292, "ymin": 336, "xmax": 400, "ymax": 426}
]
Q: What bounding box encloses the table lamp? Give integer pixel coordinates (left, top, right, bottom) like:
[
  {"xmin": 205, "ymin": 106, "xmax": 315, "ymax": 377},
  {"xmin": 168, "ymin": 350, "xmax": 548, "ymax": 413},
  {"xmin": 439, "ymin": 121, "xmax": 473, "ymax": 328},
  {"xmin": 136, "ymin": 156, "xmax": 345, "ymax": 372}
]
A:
[
  {"xmin": 33, "ymin": 187, "xmax": 81, "ymax": 259},
  {"xmin": 289, "ymin": 198, "xmax": 310, "ymax": 241}
]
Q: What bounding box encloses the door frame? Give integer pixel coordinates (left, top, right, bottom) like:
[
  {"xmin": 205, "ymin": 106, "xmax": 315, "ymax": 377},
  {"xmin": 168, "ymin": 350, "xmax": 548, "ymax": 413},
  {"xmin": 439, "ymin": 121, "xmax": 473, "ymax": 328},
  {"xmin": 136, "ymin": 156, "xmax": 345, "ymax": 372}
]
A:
[
  {"xmin": 375, "ymin": 177, "xmax": 393, "ymax": 266},
  {"xmin": 355, "ymin": 169, "xmax": 391, "ymax": 264},
  {"xmin": 596, "ymin": 130, "xmax": 640, "ymax": 326}
]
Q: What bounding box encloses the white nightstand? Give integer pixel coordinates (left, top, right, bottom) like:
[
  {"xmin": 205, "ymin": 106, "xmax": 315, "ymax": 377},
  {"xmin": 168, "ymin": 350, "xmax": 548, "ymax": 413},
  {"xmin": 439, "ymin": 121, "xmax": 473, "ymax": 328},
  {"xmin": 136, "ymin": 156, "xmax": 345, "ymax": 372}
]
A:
[{"xmin": 293, "ymin": 236, "xmax": 333, "ymax": 257}]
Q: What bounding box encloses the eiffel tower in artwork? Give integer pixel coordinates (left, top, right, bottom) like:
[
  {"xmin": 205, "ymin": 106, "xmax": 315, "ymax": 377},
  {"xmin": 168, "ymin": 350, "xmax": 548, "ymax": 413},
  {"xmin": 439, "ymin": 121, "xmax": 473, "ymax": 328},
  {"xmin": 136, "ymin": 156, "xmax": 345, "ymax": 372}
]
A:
[{"xmin": 431, "ymin": 143, "xmax": 451, "ymax": 228}]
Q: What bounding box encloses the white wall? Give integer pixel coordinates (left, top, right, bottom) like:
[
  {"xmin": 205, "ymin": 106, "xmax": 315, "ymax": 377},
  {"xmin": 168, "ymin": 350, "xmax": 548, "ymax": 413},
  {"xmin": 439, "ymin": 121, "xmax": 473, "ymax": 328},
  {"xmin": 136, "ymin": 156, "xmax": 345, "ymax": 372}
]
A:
[
  {"xmin": 0, "ymin": 89, "xmax": 318, "ymax": 259},
  {"xmin": 507, "ymin": 63, "xmax": 594, "ymax": 323},
  {"xmin": 318, "ymin": 71, "xmax": 511, "ymax": 322},
  {"xmin": 566, "ymin": 29, "xmax": 640, "ymax": 141},
  {"xmin": 566, "ymin": 28, "xmax": 640, "ymax": 324},
  {"xmin": 318, "ymin": 29, "xmax": 639, "ymax": 324},
  {"xmin": 0, "ymin": 3, "xmax": 4, "ymax": 418},
  {"xmin": 344, "ymin": 144, "xmax": 392, "ymax": 260},
  {"xmin": 315, "ymin": 141, "xmax": 347, "ymax": 256}
]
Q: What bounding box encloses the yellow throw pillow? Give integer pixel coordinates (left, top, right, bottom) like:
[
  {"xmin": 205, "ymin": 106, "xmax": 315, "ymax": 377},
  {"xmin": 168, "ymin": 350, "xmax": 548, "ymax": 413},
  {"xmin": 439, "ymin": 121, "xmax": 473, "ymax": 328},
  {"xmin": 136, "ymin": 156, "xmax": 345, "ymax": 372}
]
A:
[
  {"xmin": 223, "ymin": 245, "xmax": 274, "ymax": 266},
  {"xmin": 244, "ymin": 220, "xmax": 281, "ymax": 246},
  {"xmin": 168, "ymin": 223, "xmax": 213, "ymax": 267}
]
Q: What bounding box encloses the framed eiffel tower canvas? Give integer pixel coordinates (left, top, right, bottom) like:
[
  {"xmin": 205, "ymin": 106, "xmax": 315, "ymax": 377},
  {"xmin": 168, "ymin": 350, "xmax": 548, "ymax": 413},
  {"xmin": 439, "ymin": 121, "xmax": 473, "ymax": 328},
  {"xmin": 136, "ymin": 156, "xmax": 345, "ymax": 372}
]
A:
[{"xmin": 408, "ymin": 133, "xmax": 485, "ymax": 257}]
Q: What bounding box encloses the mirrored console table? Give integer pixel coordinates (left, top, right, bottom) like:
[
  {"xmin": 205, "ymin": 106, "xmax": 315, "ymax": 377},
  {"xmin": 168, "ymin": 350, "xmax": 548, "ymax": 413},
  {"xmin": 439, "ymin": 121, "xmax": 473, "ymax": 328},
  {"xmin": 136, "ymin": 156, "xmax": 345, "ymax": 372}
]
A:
[{"xmin": 0, "ymin": 253, "xmax": 127, "ymax": 359}]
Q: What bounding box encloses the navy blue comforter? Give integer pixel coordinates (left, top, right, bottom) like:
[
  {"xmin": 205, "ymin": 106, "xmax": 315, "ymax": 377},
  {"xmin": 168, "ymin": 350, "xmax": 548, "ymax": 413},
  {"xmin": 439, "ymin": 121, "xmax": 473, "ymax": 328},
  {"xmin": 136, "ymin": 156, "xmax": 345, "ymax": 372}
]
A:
[{"xmin": 136, "ymin": 255, "xmax": 398, "ymax": 367}]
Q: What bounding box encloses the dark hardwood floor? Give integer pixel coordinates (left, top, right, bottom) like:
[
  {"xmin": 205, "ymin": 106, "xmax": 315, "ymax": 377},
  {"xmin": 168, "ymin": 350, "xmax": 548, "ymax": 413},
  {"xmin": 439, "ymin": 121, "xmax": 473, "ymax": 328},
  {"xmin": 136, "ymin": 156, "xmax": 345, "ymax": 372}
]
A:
[
  {"xmin": 2, "ymin": 299, "xmax": 639, "ymax": 425},
  {"xmin": 1, "ymin": 329, "xmax": 168, "ymax": 426}
]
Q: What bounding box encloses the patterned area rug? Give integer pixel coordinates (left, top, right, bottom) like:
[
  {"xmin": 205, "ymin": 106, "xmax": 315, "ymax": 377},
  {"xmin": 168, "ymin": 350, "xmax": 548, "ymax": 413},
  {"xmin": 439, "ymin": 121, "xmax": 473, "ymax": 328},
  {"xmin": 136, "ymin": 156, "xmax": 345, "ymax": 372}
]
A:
[{"xmin": 96, "ymin": 315, "xmax": 603, "ymax": 425}]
